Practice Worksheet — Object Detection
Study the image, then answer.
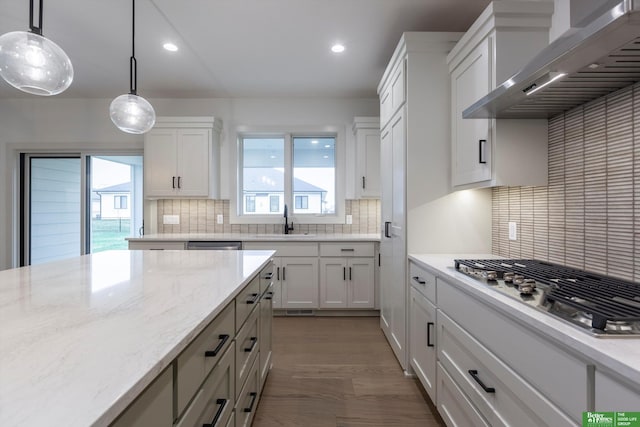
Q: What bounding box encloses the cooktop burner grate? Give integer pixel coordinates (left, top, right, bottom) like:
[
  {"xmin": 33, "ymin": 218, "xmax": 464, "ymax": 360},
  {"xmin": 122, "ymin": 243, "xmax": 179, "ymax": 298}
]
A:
[{"xmin": 454, "ymin": 259, "xmax": 640, "ymax": 330}]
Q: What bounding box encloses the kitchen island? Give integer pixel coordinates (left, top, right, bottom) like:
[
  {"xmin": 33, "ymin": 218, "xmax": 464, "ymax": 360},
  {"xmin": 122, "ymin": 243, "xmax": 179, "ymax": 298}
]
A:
[{"xmin": 0, "ymin": 249, "xmax": 274, "ymax": 427}]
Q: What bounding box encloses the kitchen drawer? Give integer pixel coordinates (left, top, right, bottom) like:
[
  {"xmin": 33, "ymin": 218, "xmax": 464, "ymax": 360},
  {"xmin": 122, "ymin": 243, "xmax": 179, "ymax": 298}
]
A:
[
  {"xmin": 235, "ymin": 275, "xmax": 260, "ymax": 332},
  {"xmin": 235, "ymin": 307, "xmax": 259, "ymax": 398},
  {"xmin": 176, "ymin": 302, "xmax": 235, "ymax": 417},
  {"xmin": 409, "ymin": 261, "xmax": 436, "ymax": 303},
  {"xmin": 111, "ymin": 366, "xmax": 173, "ymax": 427},
  {"xmin": 128, "ymin": 241, "xmax": 186, "ymax": 250},
  {"xmin": 319, "ymin": 242, "xmax": 374, "ymax": 257},
  {"xmin": 176, "ymin": 343, "xmax": 235, "ymax": 427},
  {"xmin": 437, "ymin": 362, "xmax": 489, "ymax": 427},
  {"xmin": 235, "ymin": 356, "xmax": 260, "ymax": 427},
  {"xmin": 438, "ymin": 278, "xmax": 588, "ymax": 421},
  {"xmin": 438, "ymin": 311, "xmax": 577, "ymax": 427},
  {"xmin": 595, "ymin": 370, "xmax": 640, "ymax": 411},
  {"xmin": 243, "ymin": 242, "xmax": 318, "ymax": 257},
  {"xmin": 259, "ymin": 261, "xmax": 274, "ymax": 294}
]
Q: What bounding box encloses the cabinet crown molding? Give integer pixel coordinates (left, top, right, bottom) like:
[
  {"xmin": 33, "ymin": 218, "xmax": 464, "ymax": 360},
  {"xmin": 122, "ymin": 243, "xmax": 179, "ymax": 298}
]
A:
[{"xmin": 154, "ymin": 116, "xmax": 223, "ymax": 131}]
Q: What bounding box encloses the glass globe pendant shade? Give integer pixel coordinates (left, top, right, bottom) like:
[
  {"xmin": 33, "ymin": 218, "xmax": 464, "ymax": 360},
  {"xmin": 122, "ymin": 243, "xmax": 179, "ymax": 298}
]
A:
[
  {"xmin": 0, "ymin": 30, "xmax": 73, "ymax": 96},
  {"xmin": 109, "ymin": 93, "xmax": 156, "ymax": 134}
]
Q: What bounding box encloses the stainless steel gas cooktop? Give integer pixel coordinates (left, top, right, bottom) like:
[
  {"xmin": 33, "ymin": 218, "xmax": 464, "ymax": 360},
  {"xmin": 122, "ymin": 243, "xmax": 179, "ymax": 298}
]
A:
[{"xmin": 454, "ymin": 259, "xmax": 640, "ymax": 338}]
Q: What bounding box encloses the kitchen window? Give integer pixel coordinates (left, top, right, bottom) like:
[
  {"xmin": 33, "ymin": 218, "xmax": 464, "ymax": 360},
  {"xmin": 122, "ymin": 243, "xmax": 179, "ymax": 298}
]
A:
[
  {"xmin": 114, "ymin": 195, "xmax": 128, "ymax": 209},
  {"xmin": 236, "ymin": 130, "xmax": 342, "ymax": 223}
]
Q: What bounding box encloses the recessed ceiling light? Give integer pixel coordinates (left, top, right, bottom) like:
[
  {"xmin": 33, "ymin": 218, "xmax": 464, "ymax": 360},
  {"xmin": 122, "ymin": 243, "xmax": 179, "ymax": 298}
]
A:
[
  {"xmin": 311, "ymin": 140, "xmax": 319, "ymax": 144},
  {"xmin": 331, "ymin": 44, "xmax": 345, "ymax": 53},
  {"xmin": 163, "ymin": 42, "xmax": 178, "ymax": 52}
]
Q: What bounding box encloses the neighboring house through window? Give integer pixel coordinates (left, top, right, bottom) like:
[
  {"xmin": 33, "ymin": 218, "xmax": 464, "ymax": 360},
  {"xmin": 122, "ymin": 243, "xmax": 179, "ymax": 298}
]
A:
[{"xmin": 114, "ymin": 195, "xmax": 127, "ymax": 209}]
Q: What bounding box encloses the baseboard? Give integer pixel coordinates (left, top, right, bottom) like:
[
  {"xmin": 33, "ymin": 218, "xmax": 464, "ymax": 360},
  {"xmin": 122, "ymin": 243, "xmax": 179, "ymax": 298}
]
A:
[{"xmin": 273, "ymin": 309, "xmax": 380, "ymax": 317}]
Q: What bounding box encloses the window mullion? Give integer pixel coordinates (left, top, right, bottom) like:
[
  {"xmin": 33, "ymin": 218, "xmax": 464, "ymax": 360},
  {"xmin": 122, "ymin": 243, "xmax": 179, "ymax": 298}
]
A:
[{"xmin": 284, "ymin": 133, "xmax": 293, "ymax": 209}]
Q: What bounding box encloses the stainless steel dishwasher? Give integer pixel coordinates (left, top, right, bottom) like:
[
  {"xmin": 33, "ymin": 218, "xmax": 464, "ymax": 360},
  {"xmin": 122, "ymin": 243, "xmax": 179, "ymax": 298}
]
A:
[{"xmin": 185, "ymin": 241, "xmax": 243, "ymax": 250}]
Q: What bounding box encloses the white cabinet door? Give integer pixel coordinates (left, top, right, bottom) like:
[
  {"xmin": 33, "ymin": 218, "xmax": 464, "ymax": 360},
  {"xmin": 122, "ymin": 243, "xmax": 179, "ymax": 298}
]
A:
[
  {"xmin": 451, "ymin": 36, "xmax": 491, "ymax": 187},
  {"xmin": 410, "ymin": 287, "xmax": 436, "ymax": 402},
  {"xmin": 348, "ymin": 257, "xmax": 374, "ymax": 308},
  {"xmin": 145, "ymin": 129, "xmax": 178, "ymax": 197},
  {"xmin": 319, "ymin": 258, "xmax": 348, "ymax": 308},
  {"xmin": 280, "ymin": 257, "xmax": 318, "ymax": 309},
  {"xmin": 176, "ymin": 129, "xmax": 210, "ymax": 197},
  {"xmin": 271, "ymin": 258, "xmax": 283, "ymax": 309},
  {"xmin": 595, "ymin": 371, "xmax": 640, "ymax": 411},
  {"xmin": 144, "ymin": 124, "xmax": 214, "ymax": 198},
  {"xmin": 356, "ymin": 127, "xmax": 381, "ymax": 199},
  {"xmin": 259, "ymin": 283, "xmax": 273, "ymax": 390},
  {"xmin": 320, "ymin": 257, "xmax": 374, "ymax": 309}
]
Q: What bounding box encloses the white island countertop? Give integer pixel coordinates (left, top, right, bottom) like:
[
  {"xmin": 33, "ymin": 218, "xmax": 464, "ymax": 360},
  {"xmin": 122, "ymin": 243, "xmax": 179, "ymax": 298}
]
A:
[
  {"xmin": 0, "ymin": 249, "xmax": 274, "ymax": 427},
  {"xmin": 409, "ymin": 254, "xmax": 640, "ymax": 386},
  {"xmin": 127, "ymin": 232, "xmax": 381, "ymax": 242}
]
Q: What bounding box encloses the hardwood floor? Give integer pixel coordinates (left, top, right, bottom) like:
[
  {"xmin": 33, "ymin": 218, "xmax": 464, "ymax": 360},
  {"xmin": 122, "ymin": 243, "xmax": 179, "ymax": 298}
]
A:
[{"xmin": 253, "ymin": 316, "xmax": 445, "ymax": 427}]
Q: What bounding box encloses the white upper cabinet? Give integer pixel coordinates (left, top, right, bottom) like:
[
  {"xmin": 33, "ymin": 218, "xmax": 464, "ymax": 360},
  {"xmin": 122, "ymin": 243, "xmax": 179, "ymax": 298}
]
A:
[
  {"xmin": 447, "ymin": 1, "xmax": 554, "ymax": 189},
  {"xmin": 353, "ymin": 117, "xmax": 380, "ymax": 199},
  {"xmin": 144, "ymin": 117, "xmax": 222, "ymax": 198}
]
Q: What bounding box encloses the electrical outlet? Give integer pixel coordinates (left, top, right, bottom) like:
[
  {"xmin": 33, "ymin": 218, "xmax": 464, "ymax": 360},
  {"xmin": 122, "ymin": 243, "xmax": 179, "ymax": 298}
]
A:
[
  {"xmin": 163, "ymin": 215, "xmax": 180, "ymax": 225},
  {"xmin": 508, "ymin": 221, "xmax": 517, "ymax": 241},
  {"xmin": 346, "ymin": 215, "xmax": 353, "ymax": 225},
  {"xmin": 217, "ymin": 214, "xmax": 224, "ymax": 224}
]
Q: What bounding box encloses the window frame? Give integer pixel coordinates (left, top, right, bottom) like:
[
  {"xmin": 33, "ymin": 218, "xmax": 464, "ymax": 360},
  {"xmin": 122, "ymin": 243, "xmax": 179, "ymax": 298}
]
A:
[{"xmin": 230, "ymin": 125, "xmax": 346, "ymax": 225}]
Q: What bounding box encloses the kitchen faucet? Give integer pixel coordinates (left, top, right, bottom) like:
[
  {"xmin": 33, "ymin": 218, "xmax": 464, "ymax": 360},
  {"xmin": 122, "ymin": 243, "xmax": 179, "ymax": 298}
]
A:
[{"xmin": 283, "ymin": 204, "xmax": 294, "ymax": 234}]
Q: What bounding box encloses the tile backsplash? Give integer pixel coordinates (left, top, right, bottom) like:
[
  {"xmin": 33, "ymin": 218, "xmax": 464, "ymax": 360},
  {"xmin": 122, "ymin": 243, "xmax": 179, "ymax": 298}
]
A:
[
  {"xmin": 156, "ymin": 199, "xmax": 380, "ymax": 235},
  {"xmin": 492, "ymin": 83, "xmax": 639, "ymax": 282}
]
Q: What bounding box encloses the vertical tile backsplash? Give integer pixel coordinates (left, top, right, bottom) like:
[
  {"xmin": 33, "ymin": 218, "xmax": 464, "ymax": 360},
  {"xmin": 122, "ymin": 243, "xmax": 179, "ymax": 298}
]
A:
[
  {"xmin": 157, "ymin": 199, "xmax": 380, "ymax": 235},
  {"xmin": 492, "ymin": 83, "xmax": 639, "ymax": 283}
]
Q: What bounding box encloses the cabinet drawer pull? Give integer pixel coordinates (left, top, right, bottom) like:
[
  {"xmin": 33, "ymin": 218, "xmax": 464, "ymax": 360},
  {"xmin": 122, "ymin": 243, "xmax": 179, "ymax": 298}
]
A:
[
  {"xmin": 204, "ymin": 334, "xmax": 230, "ymax": 357},
  {"xmin": 427, "ymin": 322, "xmax": 434, "ymax": 347},
  {"xmin": 343, "ymin": 267, "xmax": 346, "ymax": 281},
  {"xmin": 243, "ymin": 392, "xmax": 258, "ymax": 413},
  {"xmin": 202, "ymin": 398, "xmax": 227, "ymax": 427},
  {"xmin": 172, "ymin": 176, "xmax": 176, "ymax": 189},
  {"xmin": 244, "ymin": 336, "xmax": 258, "ymax": 352},
  {"xmin": 468, "ymin": 370, "xmax": 495, "ymax": 393},
  {"xmin": 478, "ymin": 139, "xmax": 487, "ymax": 164},
  {"xmin": 177, "ymin": 176, "xmax": 181, "ymax": 188},
  {"xmin": 282, "ymin": 267, "xmax": 286, "ymax": 281},
  {"xmin": 277, "ymin": 267, "xmax": 280, "ymax": 281},
  {"xmin": 349, "ymin": 267, "xmax": 352, "ymax": 281},
  {"xmin": 412, "ymin": 276, "xmax": 426, "ymax": 285},
  {"xmin": 264, "ymin": 272, "xmax": 273, "ymax": 280},
  {"xmin": 264, "ymin": 291, "xmax": 274, "ymax": 300},
  {"xmin": 245, "ymin": 293, "xmax": 259, "ymax": 304},
  {"xmin": 340, "ymin": 248, "xmax": 355, "ymax": 252},
  {"xmin": 362, "ymin": 176, "xmax": 366, "ymax": 189}
]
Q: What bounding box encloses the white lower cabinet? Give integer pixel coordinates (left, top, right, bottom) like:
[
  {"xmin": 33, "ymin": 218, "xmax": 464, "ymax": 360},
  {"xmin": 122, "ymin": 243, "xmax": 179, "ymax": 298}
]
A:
[
  {"xmin": 436, "ymin": 278, "xmax": 584, "ymax": 427},
  {"xmin": 280, "ymin": 257, "xmax": 318, "ymax": 309},
  {"xmin": 111, "ymin": 366, "xmax": 173, "ymax": 427},
  {"xmin": 175, "ymin": 343, "xmax": 235, "ymax": 427},
  {"xmin": 259, "ymin": 282, "xmax": 273, "ymax": 390},
  {"xmin": 319, "ymin": 257, "xmax": 374, "ymax": 308},
  {"xmin": 437, "ymin": 362, "xmax": 489, "ymax": 427},
  {"xmin": 409, "ymin": 287, "xmax": 436, "ymax": 402},
  {"xmin": 595, "ymin": 370, "xmax": 640, "ymax": 411}
]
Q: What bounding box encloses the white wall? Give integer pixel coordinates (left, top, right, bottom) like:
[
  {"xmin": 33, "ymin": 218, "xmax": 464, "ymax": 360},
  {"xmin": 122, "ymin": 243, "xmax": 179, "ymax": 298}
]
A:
[{"xmin": 0, "ymin": 96, "xmax": 379, "ymax": 270}]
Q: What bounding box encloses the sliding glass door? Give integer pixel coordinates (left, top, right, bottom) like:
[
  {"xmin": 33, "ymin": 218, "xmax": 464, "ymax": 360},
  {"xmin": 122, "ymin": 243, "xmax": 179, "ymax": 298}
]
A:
[{"xmin": 22, "ymin": 153, "xmax": 143, "ymax": 266}]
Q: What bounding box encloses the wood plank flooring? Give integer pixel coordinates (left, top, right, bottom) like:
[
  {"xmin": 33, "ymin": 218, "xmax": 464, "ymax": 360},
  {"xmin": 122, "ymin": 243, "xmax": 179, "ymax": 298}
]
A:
[{"xmin": 253, "ymin": 316, "xmax": 445, "ymax": 427}]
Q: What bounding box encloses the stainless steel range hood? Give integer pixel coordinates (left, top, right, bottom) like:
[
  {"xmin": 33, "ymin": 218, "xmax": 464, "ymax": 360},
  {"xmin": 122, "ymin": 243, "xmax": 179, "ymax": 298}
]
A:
[{"xmin": 464, "ymin": 0, "xmax": 640, "ymax": 119}]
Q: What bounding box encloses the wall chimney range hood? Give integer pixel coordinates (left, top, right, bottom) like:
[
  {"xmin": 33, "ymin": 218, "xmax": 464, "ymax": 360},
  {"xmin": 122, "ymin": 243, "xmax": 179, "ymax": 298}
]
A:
[{"xmin": 463, "ymin": 0, "xmax": 640, "ymax": 119}]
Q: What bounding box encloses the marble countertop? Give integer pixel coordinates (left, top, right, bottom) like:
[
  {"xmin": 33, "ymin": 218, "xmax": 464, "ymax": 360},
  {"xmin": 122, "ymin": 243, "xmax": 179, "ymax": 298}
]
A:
[
  {"xmin": 408, "ymin": 253, "xmax": 640, "ymax": 386},
  {"xmin": 0, "ymin": 249, "xmax": 274, "ymax": 427},
  {"xmin": 127, "ymin": 232, "xmax": 381, "ymax": 242}
]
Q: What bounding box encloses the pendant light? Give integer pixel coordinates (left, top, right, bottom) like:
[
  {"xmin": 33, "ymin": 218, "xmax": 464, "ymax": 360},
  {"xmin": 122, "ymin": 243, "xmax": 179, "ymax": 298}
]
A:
[
  {"xmin": 0, "ymin": 0, "xmax": 73, "ymax": 96},
  {"xmin": 109, "ymin": 0, "xmax": 155, "ymax": 134}
]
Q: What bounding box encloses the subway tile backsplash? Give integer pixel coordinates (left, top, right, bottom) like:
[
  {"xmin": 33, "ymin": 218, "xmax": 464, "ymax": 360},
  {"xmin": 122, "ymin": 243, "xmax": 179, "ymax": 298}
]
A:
[
  {"xmin": 156, "ymin": 199, "xmax": 381, "ymax": 235},
  {"xmin": 492, "ymin": 83, "xmax": 640, "ymax": 283}
]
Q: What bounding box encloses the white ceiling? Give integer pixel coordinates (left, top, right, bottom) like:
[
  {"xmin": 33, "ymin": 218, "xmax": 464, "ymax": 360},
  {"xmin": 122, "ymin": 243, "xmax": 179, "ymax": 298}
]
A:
[{"xmin": 0, "ymin": 0, "xmax": 491, "ymax": 99}]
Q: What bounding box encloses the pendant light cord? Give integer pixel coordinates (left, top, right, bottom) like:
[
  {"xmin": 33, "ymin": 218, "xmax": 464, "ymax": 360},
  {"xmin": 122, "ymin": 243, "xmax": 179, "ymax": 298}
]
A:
[
  {"xmin": 29, "ymin": 0, "xmax": 43, "ymax": 35},
  {"xmin": 129, "ymin": 0, "xmax": 137, "ymax": 95}
]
